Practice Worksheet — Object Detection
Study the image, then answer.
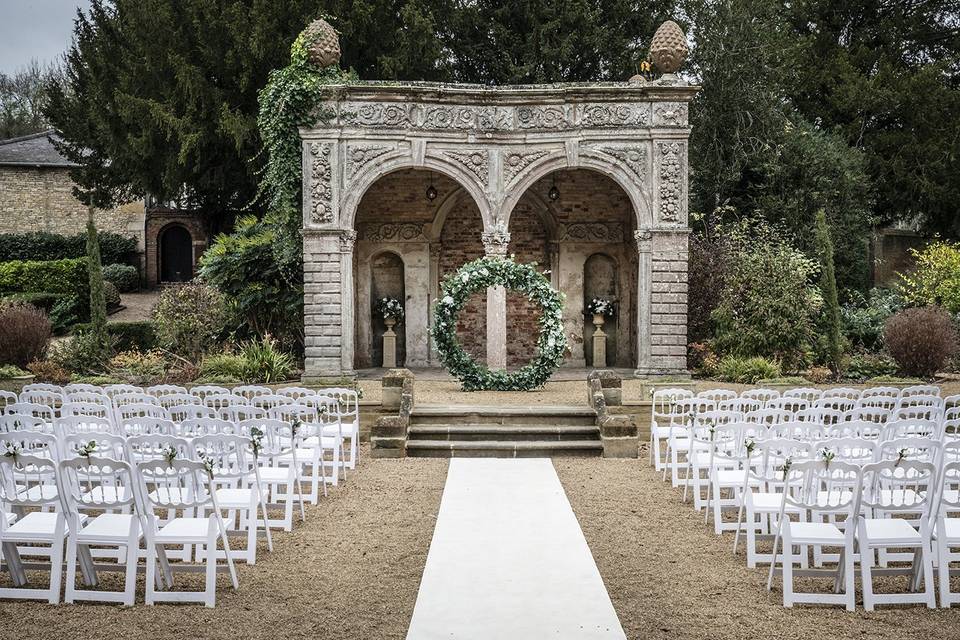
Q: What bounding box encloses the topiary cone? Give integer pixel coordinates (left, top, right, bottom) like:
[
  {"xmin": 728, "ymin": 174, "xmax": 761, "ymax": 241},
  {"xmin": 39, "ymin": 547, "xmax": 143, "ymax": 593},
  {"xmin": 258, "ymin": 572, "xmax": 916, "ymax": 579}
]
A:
[
  {"xmin": 303, "ymin": 18, "xmax": 341, "ymax": 68},
  {"xmin": 649, "ymin": 20, "xmax": 689, "ymax": 74}
]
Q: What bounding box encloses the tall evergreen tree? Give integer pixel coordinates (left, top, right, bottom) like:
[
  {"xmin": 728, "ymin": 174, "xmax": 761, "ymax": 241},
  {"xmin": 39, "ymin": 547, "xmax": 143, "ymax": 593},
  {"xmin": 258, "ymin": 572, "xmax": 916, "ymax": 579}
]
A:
[
  {"xmin": 85, "ymin": 204, "xmax": 109, "ymax": 354},
  {"xmin": 814, "ymin": 209, "xmax": 843, "ymax": 376}
]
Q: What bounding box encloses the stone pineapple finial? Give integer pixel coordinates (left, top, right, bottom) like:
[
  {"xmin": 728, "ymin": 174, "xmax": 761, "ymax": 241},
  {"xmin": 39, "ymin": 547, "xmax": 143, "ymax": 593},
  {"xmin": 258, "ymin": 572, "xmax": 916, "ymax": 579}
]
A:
[
  {"xmin": 649, "ymin": 20, "xmax": 689, "ymax": 75},
  {"xmin": 303, "ymin": 18, "xmax": 341, "ymax": 68}
]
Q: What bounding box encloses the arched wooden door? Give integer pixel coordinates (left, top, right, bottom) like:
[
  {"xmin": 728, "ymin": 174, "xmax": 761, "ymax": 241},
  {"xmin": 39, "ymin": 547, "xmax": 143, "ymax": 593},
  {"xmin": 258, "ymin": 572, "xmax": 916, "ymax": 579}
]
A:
[{"xmin": 159, "ymin": 224, "xmax": 193, "ymax": 282}]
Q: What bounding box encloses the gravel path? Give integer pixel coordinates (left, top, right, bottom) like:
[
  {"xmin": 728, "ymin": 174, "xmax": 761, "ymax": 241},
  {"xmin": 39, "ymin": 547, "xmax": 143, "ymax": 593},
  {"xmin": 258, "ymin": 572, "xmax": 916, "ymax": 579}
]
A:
[
  {"xmin": 555, "ymin": 451, "xmax": 960, "ymax": 640},
  {"xmin": 0, "ymin": 448, "xmax": 448, "ymax": 640}
]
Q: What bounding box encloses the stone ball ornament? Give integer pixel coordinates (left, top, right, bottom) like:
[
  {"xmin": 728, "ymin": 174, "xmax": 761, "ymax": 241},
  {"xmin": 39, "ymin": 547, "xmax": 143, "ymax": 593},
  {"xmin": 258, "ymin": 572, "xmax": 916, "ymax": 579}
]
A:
[
  {"xmin": 303, "ymin": 18, "xmax": 341, "ymax": 68},
  {"xmin": 649, "ymin": 20, "xmax": 689, "ymax": 74}
]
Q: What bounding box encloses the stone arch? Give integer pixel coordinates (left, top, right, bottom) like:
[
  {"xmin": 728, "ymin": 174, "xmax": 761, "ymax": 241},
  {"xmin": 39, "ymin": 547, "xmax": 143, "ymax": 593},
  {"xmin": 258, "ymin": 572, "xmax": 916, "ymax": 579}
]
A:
[
  {"xmin": 501, "ymin": 150, "xmax": 653, "ymax": 229},
  {"xmin": 342, "ymin": 153, "xmax": 492, "ymax": 231}
]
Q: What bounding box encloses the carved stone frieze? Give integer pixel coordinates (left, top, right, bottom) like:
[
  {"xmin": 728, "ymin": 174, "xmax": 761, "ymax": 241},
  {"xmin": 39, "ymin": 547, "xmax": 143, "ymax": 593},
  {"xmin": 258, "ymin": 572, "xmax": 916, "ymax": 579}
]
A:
[
  {"xmin": 340, "ymin": 103, "xmax": 412, "ymax": 128},
  {"xmin": 357, "ymin": 222, "xmax": 430, "ymax": 243},
  {"xmin": 308, "ymin": 142, "xmax": 334, "ymax": 223},
  {"xmin": 589, "ymin": 145, "xmax": 648, "ymax": 182},
  {"xmin": 345, "ymin": 144, "xmax": 392, "ymax": 178},
  {"xmin": 657, "ymin": 142, "xmax": 684, "ymax": 223},
  {"xmin": 503, "ymin": 149, "xmax": 551, "ymax": 185},
  {"xmin": 653, "ymin": 102, "xmax": 688, "ymax": 127},
  {"xmin": 580, "ymin": 103, "xmax": 649, "ymax": 127},
  {"xmin": 558, "ymin": 222, "xmax": 626, "ymax": 244},
  {"xmin": 441, "ymin": 149, "xmax": 489, "ymax": 184}
]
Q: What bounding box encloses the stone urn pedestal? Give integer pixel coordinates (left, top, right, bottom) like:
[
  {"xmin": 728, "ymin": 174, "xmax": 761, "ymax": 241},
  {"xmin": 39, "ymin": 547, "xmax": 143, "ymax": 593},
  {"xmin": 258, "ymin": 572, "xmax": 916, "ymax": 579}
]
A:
[
  {"xmin": 382, "ymin": 317, "xmax": 398, "ymax": 369},
  {"xmin": 591, "ymin": 313, "xmax": 607, "ymax": 368}
]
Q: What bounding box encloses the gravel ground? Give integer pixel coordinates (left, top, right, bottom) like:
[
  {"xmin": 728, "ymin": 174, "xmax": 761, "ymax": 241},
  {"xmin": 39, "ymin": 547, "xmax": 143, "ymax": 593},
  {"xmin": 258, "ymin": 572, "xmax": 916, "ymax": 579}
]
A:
[
  {"xmin": 0, "ymin": 447, "xmax": 448, "ymax": 640},
  {"xmin": 555, "ymin": 449, "xmax": 960, "ymax": 640}
]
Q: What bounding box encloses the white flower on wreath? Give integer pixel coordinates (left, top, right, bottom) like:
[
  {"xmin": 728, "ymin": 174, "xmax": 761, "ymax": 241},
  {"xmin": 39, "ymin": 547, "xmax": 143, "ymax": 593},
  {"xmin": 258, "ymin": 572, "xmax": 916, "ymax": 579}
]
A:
[
  {"xmin": 461, "ymin": 272, "xmax": 470, "ymax": 282},
  {"xmin": 442, "ymin": 295, "xmax": 454, "ymax": 306}
]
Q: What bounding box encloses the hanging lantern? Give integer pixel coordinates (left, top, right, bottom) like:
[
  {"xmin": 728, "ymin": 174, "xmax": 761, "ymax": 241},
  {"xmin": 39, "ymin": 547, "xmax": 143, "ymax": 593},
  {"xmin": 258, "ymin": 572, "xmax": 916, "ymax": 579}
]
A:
[
  {"xmin": 425, "ymin": 183, "xmax": 438, "ymax": 201},
  {"xmin": 548, "ymin": 175, "xmax": 560, "ymax": 201}
]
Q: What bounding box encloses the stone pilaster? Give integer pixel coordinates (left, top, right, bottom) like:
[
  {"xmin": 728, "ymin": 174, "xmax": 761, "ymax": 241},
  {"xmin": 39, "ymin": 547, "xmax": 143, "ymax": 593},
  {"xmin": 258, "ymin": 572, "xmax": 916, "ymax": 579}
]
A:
[
  {"xmin": 635, "ymin": 228, "xmax": 689, "ymax": 376},
  {"xmin": 303, "ymin": 229, "xmax": 352, "ymax": 381},
  {"xmin": 482, "ymin": 223, "xmax": 510, "ymax": 370}
]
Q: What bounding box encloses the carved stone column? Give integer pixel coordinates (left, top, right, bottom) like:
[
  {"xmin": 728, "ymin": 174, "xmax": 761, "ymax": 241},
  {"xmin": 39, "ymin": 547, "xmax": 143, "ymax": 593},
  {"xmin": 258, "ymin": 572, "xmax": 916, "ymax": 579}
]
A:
[
  {"xmin": 339, "ymin": 230, "xmax": 357, "ymax": 375},
  {"xmin": 633, "ymin": 229, "xmax": 653, "ymax": 375},
  {"xmin": 482, "ymin": 224, "xmax": 510, "ymax": 370},
  {"xmin": 428, "ymin": 241, "xmax": 442, "ymax": 365}
]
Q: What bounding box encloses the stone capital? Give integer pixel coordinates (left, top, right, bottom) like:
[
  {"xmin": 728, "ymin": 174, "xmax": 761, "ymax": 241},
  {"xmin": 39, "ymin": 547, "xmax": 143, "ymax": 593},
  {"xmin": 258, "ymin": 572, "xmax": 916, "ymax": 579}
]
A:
[
  {"xmin": 633, "ymin": 229, "xmax": 654, "ymax": 253},
  {"xmin": 339, "ymin": 229, "xmax": 357, "ymax": 253},
  {"xmin": 482, "ymin": 222, "xmax": 511, "ymax": 257}
]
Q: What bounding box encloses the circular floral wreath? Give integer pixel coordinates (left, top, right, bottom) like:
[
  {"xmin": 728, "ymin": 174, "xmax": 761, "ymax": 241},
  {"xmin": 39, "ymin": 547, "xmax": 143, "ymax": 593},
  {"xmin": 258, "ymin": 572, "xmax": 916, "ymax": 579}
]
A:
[{"xmin": 431, "ymin": 256, "xmax": 567, "ymax": 391}]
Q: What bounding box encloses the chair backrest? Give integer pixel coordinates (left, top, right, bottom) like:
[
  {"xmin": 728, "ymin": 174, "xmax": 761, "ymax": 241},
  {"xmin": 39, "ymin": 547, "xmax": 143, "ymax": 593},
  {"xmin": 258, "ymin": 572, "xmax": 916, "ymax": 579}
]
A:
[
  {"xmin": 0, "ymin": 390, "xmax": 16, "ymax": 410},
  {"xmin": 850, "ymin": 406, "xmax": 890, "ymax": 425},
  {"xmin": 768, "ymin": 396, "xmax": 809, "ymax": 413},
  {"xmin": 145, "ymin": 384, "xmax": 189, "ymax": 397},
  {"xmin": 814, "ymin": 396, "xmax": 857, "ymax": 413},
  {"xmin": 60, "ymin": 401, "xmax": 112, "ymax": 421},
  {"xmin": 944, "ymin": 394, "xmax": 960, "ymax": 410},
  {"xmin": 220, "ymin": 404, "xmax": 267, "ymax": 422},
  {"xmin": 814, "ymin": 437, "xmax": 877, "ymax": 465},
  {"xmin": 0, "ymin": 453, "xmax": 61, "ymax": 509},
  {"xmin": 877, "ymin": 437, "xmax": 942, "ymax": 464},
  {"xmin": 740, "ymin": 388, "xmax": 780, "ymax": 407},
  {"xmin": 651, "ymin": 388, "xmax": 694, "ymax": 424},
  {"xmin": 783, "ymin": 458, "xmax": 862, "ymax": 514},
  {"xmin": 0, "ymin": 413, "xmax": 47, "ymax": 433},
  {"xmin": 0, "ymin": 431, "xmax": 60, "ymax": 460},
  {"xmin": 22, "ymin": 382, "xmax": 63, "ymax": 394},
  {"xmin": 842, "ymin": 419, "xmax": 882, "ymax": 440},
  {"xmin": 796, "ymin": 407, "xmax": 844, "ymax": 425},
  {"xmin": 61, "ymin": 432, "xmax": 127, "ymax": 461},
  {"xmin": 252, "ymin": 393, "xmax": 296, "ymax": 410},
  {"xmin": 821, "ymin": 387, "xmax": 861, "ymax": 401},
  {"xmin": 112, "ymin": 392, "xmax": 160, "ymax": 409},
  {"xmin": 859, "ymin": 395, "xmax": 898, "ymax": 412},
  {"xmin": 750, "ymin": 438, "xmax": 812, "ymax": 486},
  {"xmin": 58, "ymin": 456, "xmax": 137, "ymax": 511},
  {"xmin": 900, "ymin": 384, "xmax": 940, "ymax": 399},
  {"xmin": 55, "ymin": 414, "xmax": 115, "ymax": 437},
  {"xmin": 238, "ymin": 418, "xmax": 298, "ymax": 456},
  {"xmin": 232, "ymin": 385, "xmax": 272, "ymax": 400},
  {"xmin": 268, "ymin": 403, "xmax": 319, "ymax": 426},
  {"xmin": 859, "ymin": 386, "xmax": 901, "ymax": 401},
  {"xmin": 135, "ymin": 458, "xmax": 212, "ymax": 511},
  {"xmin": 892, "ymin": 405, "xmax": 942, "ymax": 423},
  {"xmin": 155, "ymin": 392, "xmax": 200, "ymax": 409},
  {"xmin": 697, "ymin": 410, "xmax": 741, "ymax": 426},
  {"xmin": 168, "ymin": 403, "xmax": 218, "ymax": 423},
  {"xmin": 203, "ymin": 393, "xmax": 249, "ymax": 411},
  {"xmin": 192, "ymin": 434, "xmax": 254, "ymax": 481},
  {"xmin": 121, "ymin": 416, "xmax": 177, "ymax": 437},
  {"xmin": 19, "ymin": 389, "xmax": 65, "ymax": 410},
  {"xmin": 276, "ymin": 386, "xmax": 316, "ymax": 400},
  {"xmin": 5, "ymin": 401, "xmax": 55, "ymax": 422},
  {"xmin": 782, "ymin": 387, "xmax": 822, "ymax": 402},
  {"xmin": 125, "ymin": 434, "xmax": 193, "ymax": 465},
  {"xmin": 179, "ymin": 417, "xmax": 237, "ymax": 437},
  {"xmin": 323, "ymin": 387, "xmax": 361, "ymax": 417},
  {"xmin": 744, "ymin": 408, "xmax": 792, "ymax": 426},
  {"xmin": 695, "ymin": 388, "xmax": 737, "ymax": 403},
  {"xmin": 63, "ymin": 382, "xmax": 104, "ymax": 394},
  {"xmin": 65, "ymin": 390, "xmax": 112, "ymax": 408},
  {"xmin": 880, "ymin": 419, "xmax": 938, "ymax": 442},
  {"xmin": 103, "ymin": 384, "xmax": 144, "ymax": 398},
  {"xmin": 937, "ymin": 460, "xmax": 960, "ymax": 517},
  {"xmin": 861, "ymin": 459, "xmax": 936, "ymax": 517},
  {"xmin": 117, "ymin": 403, "xmax": 169, "ymax": 423},
  {"xmin": 190, "ymin": 385, "xmax": 231, "ymax": 399}
]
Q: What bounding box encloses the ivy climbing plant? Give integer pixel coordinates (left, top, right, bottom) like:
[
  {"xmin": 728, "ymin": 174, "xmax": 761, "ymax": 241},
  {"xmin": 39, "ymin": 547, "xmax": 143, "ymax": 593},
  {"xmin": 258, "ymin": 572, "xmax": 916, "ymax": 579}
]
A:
[{"xmin": 256, "ymin": 22, "xmax": 356, "ymax": 280}]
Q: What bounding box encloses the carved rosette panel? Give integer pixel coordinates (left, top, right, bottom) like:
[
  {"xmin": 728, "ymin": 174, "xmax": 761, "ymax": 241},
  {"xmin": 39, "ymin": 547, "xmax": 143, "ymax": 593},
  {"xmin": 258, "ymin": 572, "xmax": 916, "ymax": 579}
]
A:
[
  {"xmin": 558, "ymin": 222, "xmax": 625, "ymax": 243},
  {"xmin": 420, "ymin": 105, "xmax": 513, "ymax": 130},
  {"xmin": 653, "ymin": 102, "xmax": 688, "ymax": 127},
  {"xmin": 503, "ymin": 149, "xmax": 551, "ymax": 186},
  {"xmin": 441, "ymin": 149, "xmax": 489, "ymax": 185},
  {"xmin": 589, "ymin": 145, "xmax": 648, "ymax": 183},
  {"xmin": 579, "ymin": 103, "xmax": 650, "ymax": 127},
  {"xmin": 345, "ymin": 144, "xmax": 392, "ymax": 179},
  {"xmin": 339, "ymin": 103, "xmax": 412, "ymax": 128},
  {"xmin": 357, "ymin": 222, "xmax": 429, "ymax": 243},
  {"xmin": 656, "ymin": 142, "xmax": 685, "ymax": 224},
  {"xmin": 309, "ymin": 142, "xmax": 334, "ymax": 224}
]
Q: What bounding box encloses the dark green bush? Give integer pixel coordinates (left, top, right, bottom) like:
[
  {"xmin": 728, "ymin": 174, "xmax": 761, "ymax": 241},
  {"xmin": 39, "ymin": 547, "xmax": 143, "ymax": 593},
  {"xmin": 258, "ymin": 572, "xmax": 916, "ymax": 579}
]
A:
[
  {"xmin": 0, "ymin": 231, "xmax": 137, "ymax": 265},
  {"xmin": 102, "ymin": 263, "xmax": 139, "ymax": 292},
  {"xmin": 103, "ymin": 281, "xmax": 121, "ymax": 310},
  {"xmin": 49, "ymin": 329, "xmax": 115, "ymax": 375},
  {"xmin": 716, "ymin": 356, "xmax": 782, "ymax": 383},
  {"xmin": 0, "ymin": 258, "xmax": 89, "ymax": 295},
  {"xmin": 153, "ymin": 282, "xmax": 231, "ymax": 361},
  {"xmin": 841, "ymin": 288, "xmax": 904, "ymax": 352},
  {"xmin": 1, "ymin": 292, "xmax": 63, "ymax": 314},
  {"xmin": 72, "ymin": 321, "xmax": 157, "ymax": 353},
  {"xmin": 846, "ymin": 352, "xmax": 898, "ymax": 380}
]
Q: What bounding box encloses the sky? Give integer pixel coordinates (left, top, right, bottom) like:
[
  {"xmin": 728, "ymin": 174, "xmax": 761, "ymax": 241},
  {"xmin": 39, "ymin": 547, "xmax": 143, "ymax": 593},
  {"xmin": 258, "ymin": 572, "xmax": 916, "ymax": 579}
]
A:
[{"xmin": 0, "ymin": 1, "xmax": 91, "ymax": 75}]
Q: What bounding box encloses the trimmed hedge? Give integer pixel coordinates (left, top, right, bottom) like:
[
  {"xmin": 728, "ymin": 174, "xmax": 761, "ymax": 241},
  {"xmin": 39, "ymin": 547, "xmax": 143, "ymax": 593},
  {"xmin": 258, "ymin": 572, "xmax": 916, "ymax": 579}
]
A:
[
  {"xmin": 103, "ymin": 263, "xmax": 139, "ymax": 292},
  {"xmin": 0, "ymin": 258, "xmax": 89, "ymax": 295},
  {"xmin": 0, "ymin": 231, "xmax": 137, "ymax": 265},
  {"xmin": 72, "ymin": 320, "xmax": 156, "ymax": 352},
  {"xmin": 0, "ymin": 292, "xmax": 64, "ymax": 314}
]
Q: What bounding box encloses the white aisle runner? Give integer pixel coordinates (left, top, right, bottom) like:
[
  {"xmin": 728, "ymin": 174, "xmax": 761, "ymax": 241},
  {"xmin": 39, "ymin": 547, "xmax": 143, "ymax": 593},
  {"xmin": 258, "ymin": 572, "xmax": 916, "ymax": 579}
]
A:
[{"xmin": 406, "ymin": 458, "xmax": 626, "ymax": 640}]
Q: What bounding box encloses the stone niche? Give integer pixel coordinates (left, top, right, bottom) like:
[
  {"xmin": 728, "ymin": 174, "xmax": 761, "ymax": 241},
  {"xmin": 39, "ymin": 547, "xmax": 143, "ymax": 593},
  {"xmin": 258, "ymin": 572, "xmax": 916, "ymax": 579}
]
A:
[{"xmin": 299, "ymin": 80, "xmax": 697, "ymax": 380}]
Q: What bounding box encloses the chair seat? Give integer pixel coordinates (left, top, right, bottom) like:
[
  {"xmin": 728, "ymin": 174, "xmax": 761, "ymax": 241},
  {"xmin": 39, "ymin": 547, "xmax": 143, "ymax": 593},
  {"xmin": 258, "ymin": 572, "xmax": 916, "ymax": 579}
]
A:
[
  {"xmin": 861, "ymin": 518, "xmax": 922, "ymax": 546},
  {"xmin": 940, "ymin": 518, "xmax": 960, "ymax": 543},
  {"xmin": 651, "ymin": 425, "xmax": 681, "ymax": 438},
  {"xmin": 155, "ymin": 517, "xmax": 213, "ymax": 543},
  {"xmin": 0, "ymin": 512, "xmax": 79, "ymax": 542},
  {"xmin": 715, "ymin": 469, "xmax": 760, "ymax": 486},
  {"xmin": 214, "ymin": 488, "xmax": 255, "ymax": 509},
  {"xmin": 3, "ymin": 512, "xmax": 15, "ymax": 526},
  {"xmin": 77, "ymin": 513, "xmax": 138, "ymax": 542},
  {"xmin": 788, "ymin": 521, "xmax": 845, "ymax": 545},
  {"xmin": 750, "ymin": 492, "xmax": 803, "ymax": 513},
  {"xmin": 253, "ymin": 466, "xmax": 295, "ymax": 483}
]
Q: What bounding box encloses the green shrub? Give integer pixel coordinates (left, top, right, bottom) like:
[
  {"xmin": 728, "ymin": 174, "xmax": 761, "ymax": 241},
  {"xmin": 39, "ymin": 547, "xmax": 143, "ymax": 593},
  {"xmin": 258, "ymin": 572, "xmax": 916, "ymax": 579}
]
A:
[
  {"xmin": 26, "ymin": 359, "xmax": 71, "ymax": 385},
  {"xmin": 107, "ymin": 350, "xmax": 168, "ymax": 384},
  {"xmin": 49, "ymin": 330, "xmax": 115, "ymax": 375},
  {"xmin": 841, "ymin": 288, "xmax": 904, "ymax": 351},
  {"xmin": 0, "ymin": 302, "xmax": 52, "ymax": 367},
  {"xmin": 103, "ymin": 263, "xmax": 139, "ymax": 292},
  {"xmin": 72, "ymin": 321, "xmax": 157, "ymax": 352},
  {"xmin": 49, "ymin": 295, "xmax": 84, "ymax": 334},
  {"xmin": 899, "ymin": 241, "xmax": 960, "ymax": 313},
  {"xmin": 238, "ymin": 334, "xmax": 295, "ymax": 383},
  {"xmin": 712, "ymin": 233, "xmax": 820, "ymax": 371},
  {"xmin": 0, "ymin": 257, "xmax": 89, "ymax": 296},
  {"xmin": 192, "ymin": 374, "xmax": 242, "ymax": 385},
  {"xmin": 198, "ymin": 353, "xmax": 247, "ymax": 380},
  {"xmin": 1, "ymin": 292, "xmax": 63, "ymax": 314},
  {"xmin": 846, "ymin": 353, "xmax": 898, "ymax": 380},
  {"xmin": 884, "ymin": 306, "xmax": 958, "ymax": 378},
  {"xmin": 0, "ymin": 364, "xmax": 29, "ymax": 378},
  {"xmin": 814, "ymin": 210, "xmax": 843, "ymax": 375},
  {"xmin": 103, "ymin": 281, "xmax": 121, "ymax": 310},
  {"xmin": 0, "ymin": 231, "xmax": 136, "ymax": 265},
  {"xmin": 153, "ymin": 282, "xmax": 231, "ymax": 361},
  {"xmin": 716, "ymin": 356, "xmax": 781, "ymax": 383}
]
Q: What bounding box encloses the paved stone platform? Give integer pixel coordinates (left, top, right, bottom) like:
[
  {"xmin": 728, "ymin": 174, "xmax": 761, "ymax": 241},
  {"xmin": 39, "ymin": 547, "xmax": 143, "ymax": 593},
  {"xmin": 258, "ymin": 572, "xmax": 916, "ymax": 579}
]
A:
[{"xmin": 406, "ymin": 458, "xmax": 626, "ymax": 639}]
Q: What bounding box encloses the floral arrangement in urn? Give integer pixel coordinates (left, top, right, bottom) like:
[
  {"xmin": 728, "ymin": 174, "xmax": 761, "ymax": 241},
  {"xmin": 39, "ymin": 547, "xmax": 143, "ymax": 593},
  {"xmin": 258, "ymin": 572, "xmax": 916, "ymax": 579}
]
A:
[
  {"xmin": 376, "ymin": 297, "xmax": 404, "ymax": 324},
  {"xmin": 585, "ymin": 298, "xmax": 616, "ymax": 318}
]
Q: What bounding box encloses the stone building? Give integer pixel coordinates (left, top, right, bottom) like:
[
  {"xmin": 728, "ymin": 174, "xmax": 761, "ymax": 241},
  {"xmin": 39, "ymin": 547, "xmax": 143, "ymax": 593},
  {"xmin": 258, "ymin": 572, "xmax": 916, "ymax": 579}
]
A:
[
  {"xmin": 300, "ymin": 80, "xmax": 696, "ymax": 380},
  {"xmin": 0, "ymin": 130, "xmax": 206, "ymax": 285}
]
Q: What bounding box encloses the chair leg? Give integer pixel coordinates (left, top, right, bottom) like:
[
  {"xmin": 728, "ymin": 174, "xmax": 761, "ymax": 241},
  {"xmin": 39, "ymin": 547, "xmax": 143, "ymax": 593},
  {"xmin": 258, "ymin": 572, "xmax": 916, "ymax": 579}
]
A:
[
  {"xmin": 64, "ymin": 533, "xmax": 79, "ymax": 604},
  {"xmin": 861, "ymin": 540, "xmax": 875, "ymax": 611},
  {"xmin": 48, "ymin": 536, "xmax": 64, "ymax": 605},
  {"xmin": 145, "ymin": 538, "xmax": 157, "ymax": 604},
  {"xmin": 938, "ymin": 537, "xmax": 952, "ymax": 608},
  {"xmin": 204, "ymin": 529, "xmax": 217, "ymax": 608},
  {"xmin": 843, "ymin": 546, "xmax": 856, "ymax": 612},
  {"xmin": 781, "ymin": 537, "xmax": 794, "ymax": 608},
  {"xmin": 123, "ymin": 525, "xmax": 139, "ymax": 606},
  {"xmin": 920, "ymin": 544, "xmax": 936, "ymax": 609}
]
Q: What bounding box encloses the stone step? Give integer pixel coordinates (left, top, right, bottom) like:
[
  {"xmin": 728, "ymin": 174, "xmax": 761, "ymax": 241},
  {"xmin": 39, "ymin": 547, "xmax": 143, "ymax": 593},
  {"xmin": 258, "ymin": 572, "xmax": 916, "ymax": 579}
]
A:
[
  {"xmin": 407, "ymin": 424, "xmax": 600, "ymax": 442},
  {"xmin": 410, "ymin": 404, "xmax": 597, "ymax": 427},
  {"xmin": 406, "ymin": 440, "xmax": 604, "ymax": 458}
]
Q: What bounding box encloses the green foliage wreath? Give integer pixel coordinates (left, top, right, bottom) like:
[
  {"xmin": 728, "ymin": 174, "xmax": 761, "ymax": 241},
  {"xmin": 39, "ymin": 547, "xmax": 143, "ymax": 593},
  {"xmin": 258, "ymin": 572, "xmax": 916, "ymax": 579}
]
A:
[{"xmin": 432, "ymin": 257, "xmax": 566, "ymax": 391}]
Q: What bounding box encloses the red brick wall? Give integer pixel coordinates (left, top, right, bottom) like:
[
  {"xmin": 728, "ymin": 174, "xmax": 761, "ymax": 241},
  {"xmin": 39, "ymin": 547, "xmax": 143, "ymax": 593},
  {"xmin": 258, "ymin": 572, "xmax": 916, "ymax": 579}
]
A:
[
  {"xmin": 506, "ymin": 201, "xmax": 549, "ymax": 366},
  {"xmin": 439, "ymin": 200, "xmax": 487, "ymax": 361},
  {"xmin": 527, "ymin": 169, "xmax": 633, "ymax": 225},
  {"xmin": 355, "ymin": 169, "xmax": 458, "ymax": 225}
]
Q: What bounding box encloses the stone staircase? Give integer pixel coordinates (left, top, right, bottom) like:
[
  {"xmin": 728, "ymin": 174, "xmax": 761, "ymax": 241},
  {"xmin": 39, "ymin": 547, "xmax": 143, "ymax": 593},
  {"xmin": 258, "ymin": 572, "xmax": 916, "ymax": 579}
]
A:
[{"xmin": 405, "ymin": 405, "xmax": 602, "ymax": 458}]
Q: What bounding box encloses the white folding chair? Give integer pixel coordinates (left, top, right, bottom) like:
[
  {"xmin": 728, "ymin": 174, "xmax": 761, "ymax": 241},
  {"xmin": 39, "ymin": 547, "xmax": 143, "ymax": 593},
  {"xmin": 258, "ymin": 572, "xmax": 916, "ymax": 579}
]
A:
[
  {"xmin": 169, "ymin": 403, "xmax": 218, "ymax": 424},
  {"xmin": 276, "ymin": 386, "xmax": 316, "ymax": 400},
  {"xmin": 741, "ymin": 388, "xmax": 780, "ymax": 408},
  {"xmin": 859, "ymin": 386, "xmax": 901, "ymax": 401},
  {"xmin": 21, "ymin": 383, "xmax": 63, "ymax": 395},
  {"xmin": 767, "ymin": 458, "xmax": 861, "ymax": 611},
  {"xmin": 146, "ymin": 384, "xmax": 189, "ymax": 397},
  {"xmin": 156, "ymin": 392, "xmax": 201, "ymax": 410},
  {"xmin": 121, "ymin": 417, "xmax": 177, "ymax": 438},
  {"xmin": 60, "ymin": 401, "xmax": 113, "ymax": 423},
  {"xmin": 19, "ymin": 390, "xmax": 65, "ymax": 415},
  {"xmin": 179, "ymin": 417, "xmax": 237, "ymax": 438},
  {"xmin": 103, "ymin": 384, "xmax": 144, "ymax": 399},
  {"xmin": 233, "ymin": 385, "xmax": 272, "ymax": 401},
  {"xmin": 5, "ymin": 402, "xmax": 55, "ymax": 425},
  {"xmin": 935, "ymin": 460, "xmax": 960, "ymax": 607},
  {"xmin": 55, "ymin": 414, "xmax": 116, "ymax": 438},
  {"xmin": 136, "ymin": 459, "xmax": 239, "ymax": 607},
  {"xmin": 0, "ymin": 413, "xmax": 49, "ymax": 434},
  {"xmin": 696, "ymin": 388, "xmax": 737, "ymax": 403},
  {"xmin": 900, "ymin": 385, "xmax": 940, "ymax": 399},
  {"xmin": 649, "ymin": 388, "xmax": 694, "ymax": 471},
  {"xmin": 190, "ymin": 385, "xmax": 231, "ymax": 400},
  {"xmin": 783, "ymin": 387, "xmax": 821, "ymax": 403},
  {"xmin": 220, "ymin": 405, "xmax": 267, "ymax": 423},
  {"xmin": 203, "ymin": 393, "xmax": 249, "ymax": 413},
  {"xmin": 880, "ymin": 419, "xmax": 938, "ymax": 442},
  {"xmin": 324, "ymin": 387, "xmax": 361, "ymax": 470},
  {"xmin": 63, "ymin": 383, "xmax": 104, "ymax": 395},
  {"xmin": 239, "ymin": 418, "xmax": 305, "ymax": 532},
  {"xmin": 857, "ymin": 460, "xmax": 937, "ymax": 610},
  {"xmin": 59, "ymin": 456, "xmax": 142, "ymax": 605}
]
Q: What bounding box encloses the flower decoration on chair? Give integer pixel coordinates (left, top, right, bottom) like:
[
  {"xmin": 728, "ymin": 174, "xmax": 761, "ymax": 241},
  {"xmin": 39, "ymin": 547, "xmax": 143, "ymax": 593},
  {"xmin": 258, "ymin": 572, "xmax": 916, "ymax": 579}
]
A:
[
  {"xmin": 585, "ymin": 297, "xmax": 616, "ymax": 317},
  {"xmin": 375, "ymin": 297, "xmax": 405, "ymax": 323},
  {"xmin": 431, "ymin": 256, "xmax": 566, "ymax": 391}
]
